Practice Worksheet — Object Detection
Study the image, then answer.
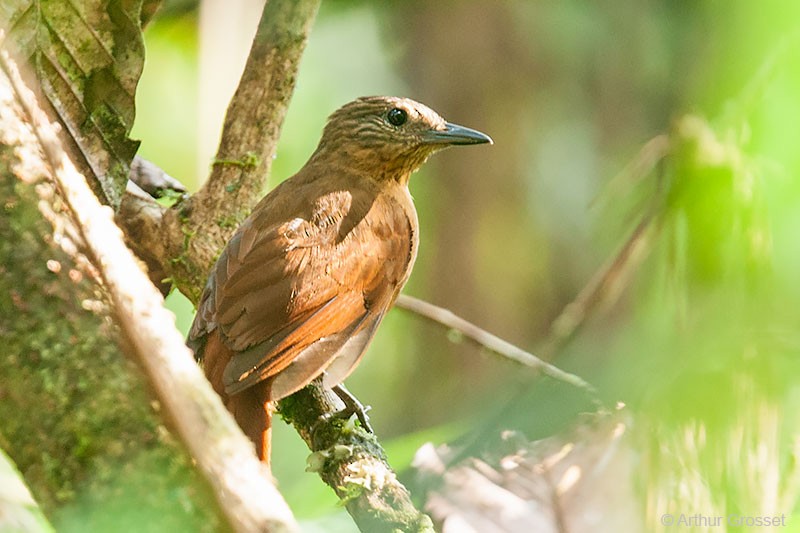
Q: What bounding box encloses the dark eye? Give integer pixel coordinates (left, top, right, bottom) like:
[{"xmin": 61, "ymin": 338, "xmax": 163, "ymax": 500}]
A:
[{"xmin": 387, "ymin": 108, "xmax": 407, "ymax": 126}]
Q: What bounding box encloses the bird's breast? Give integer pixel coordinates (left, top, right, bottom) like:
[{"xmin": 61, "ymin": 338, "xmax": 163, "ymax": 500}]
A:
[{"xmin": 377, "ymin": 184, "xmax": 418, "ymax": 292}]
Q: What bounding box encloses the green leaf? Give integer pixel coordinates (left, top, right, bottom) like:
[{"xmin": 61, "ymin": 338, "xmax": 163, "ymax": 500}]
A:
[{"xmin": 1, "ymin": 0, "xmax": 157, "ymax": 208}]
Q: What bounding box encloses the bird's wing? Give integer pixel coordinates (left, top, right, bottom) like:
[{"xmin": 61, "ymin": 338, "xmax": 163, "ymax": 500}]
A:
[{"xmin": 189, "ymin": 176, "xmax": 414, "ymax": 397}]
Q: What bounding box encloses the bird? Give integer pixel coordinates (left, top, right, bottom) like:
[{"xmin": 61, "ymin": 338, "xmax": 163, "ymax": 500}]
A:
[{"xmin": 188, "ymin": 96, "xmax": 492, "ymax": 465}]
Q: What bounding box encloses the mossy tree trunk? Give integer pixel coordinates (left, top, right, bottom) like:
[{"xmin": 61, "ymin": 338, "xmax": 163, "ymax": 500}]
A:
[{"xmin": 0, "ymin": 147, "xmax": 225, "ymax": 530}]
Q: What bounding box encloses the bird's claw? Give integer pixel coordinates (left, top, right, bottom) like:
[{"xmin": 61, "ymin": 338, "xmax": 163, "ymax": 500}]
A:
[
  {"xmin": 309, "ymin": 397, "xmax": 373, "ymax": 450},
  {"xmin": 330, "ymin": 384, "xmax": 374, "ymax": 433}
]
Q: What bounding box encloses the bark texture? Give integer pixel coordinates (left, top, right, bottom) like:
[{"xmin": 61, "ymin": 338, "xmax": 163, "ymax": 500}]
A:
[{"xmin": 0, "ymin": 130, "xmax": 224, "ymax": 533}]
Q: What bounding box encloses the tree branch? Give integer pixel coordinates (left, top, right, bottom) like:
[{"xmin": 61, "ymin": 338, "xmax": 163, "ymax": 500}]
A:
[
  {"xmin": 278, "ymin": 385, "xmax": 435, "ymax": 533},
  {"xmin": 540, "ymin": 136, "xmax": 671, "ymax": 360},
  {"xmin": 0, "ymin": 43, "xmax": 298, "ymax": 533},
  {"xmin": 395, "ymin": 295, "xmax": 598, "ymax": 397},
  {"xmin": 104, "ymin": 2, "xmax": 434, "ymax": 528},
  {"xmin": 160, "ymin": 0, "xmax": 322, "ymax": 302},
  {"xmin": 394, "ymin": 134, "xmax": 671, "ymax": 369},
  {"xmin": 542, "ymin": 213, "xmax": 660, "ymax": 359}
]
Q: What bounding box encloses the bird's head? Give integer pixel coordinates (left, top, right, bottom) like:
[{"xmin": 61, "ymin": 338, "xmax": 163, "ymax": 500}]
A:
[{"xmin": 312, "ymin": 96, "xmax": 492, "ymax": 183}]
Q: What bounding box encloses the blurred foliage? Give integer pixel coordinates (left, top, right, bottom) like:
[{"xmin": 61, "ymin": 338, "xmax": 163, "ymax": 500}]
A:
[{"xmin": 131, "ymin": 0, "xmax": 800, "ymax": 528}]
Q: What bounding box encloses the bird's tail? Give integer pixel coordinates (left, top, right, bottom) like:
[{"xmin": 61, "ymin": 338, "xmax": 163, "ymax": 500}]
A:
[
  {"xmin": 202, "ymin": 330, "xmax": 274, "ymax": 466},
  {"xmin": 228, "ymin": 380, "xmax": 274, "ymax": 465}
]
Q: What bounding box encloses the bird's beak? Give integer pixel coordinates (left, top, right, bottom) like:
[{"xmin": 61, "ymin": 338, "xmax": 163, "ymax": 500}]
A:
[{"xmin": 423, "ymin": 122, "xmax": 493, "ymax": 146}]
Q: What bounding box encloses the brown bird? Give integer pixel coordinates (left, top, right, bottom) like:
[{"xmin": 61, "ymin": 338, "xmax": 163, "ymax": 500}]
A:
[{"xmin": 188, "ymin": 96, "xmax": 491, "ymax": 465}]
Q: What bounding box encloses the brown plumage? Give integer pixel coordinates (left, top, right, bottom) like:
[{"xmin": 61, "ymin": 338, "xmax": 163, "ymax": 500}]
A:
[{"xmin": 188, "ymin": 96, "xmax": 491, "ymax": 464}]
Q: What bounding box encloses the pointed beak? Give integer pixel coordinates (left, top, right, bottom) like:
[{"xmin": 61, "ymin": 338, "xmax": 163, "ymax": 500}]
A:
[{"xmin": 423, "ymin": 122, "xmax": 493, "ymax": 146}]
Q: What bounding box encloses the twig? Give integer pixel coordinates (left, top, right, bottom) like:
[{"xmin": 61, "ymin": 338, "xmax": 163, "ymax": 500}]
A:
[
  {"xmin": 395, "ymin": 294, "xmax": 598, "ymax": 396},
  {"xmin": 541, "ymin": 213, "xmax": 660, "ymax": 358},
  {"xmin": 395, "ymin": 133, "xmax": 670, "ymax": 371},
  {"xmin": 589, "ymin": 134, "xmax": 669, "ymax": 209},
  {"xmin": 0, "ymin": 42, "xmax": 298, "ymax": 533},
  {"xmin": 542, "ymin": 138, "xmax": 670, "ymax": 359}
]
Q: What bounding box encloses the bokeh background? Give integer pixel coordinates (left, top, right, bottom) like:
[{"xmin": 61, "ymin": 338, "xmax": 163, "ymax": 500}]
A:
[{"xmin": 132, "ymin": 1, "xmax": 800, "ymax": 530}]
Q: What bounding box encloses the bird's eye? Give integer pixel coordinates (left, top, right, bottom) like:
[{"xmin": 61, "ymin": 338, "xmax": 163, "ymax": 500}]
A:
[{"xmin": 387, "ymin": 108, "xmax": 407, "ymax": 126}]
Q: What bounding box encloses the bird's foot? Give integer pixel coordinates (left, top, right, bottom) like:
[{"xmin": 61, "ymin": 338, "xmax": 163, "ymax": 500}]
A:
[
  {"xmin": 308, "ymin": 384, "xmax": 374, "ymax": 449},
  {"xmin": 328, "ymin": 384, "xmax": 374, "ymax": 433}
]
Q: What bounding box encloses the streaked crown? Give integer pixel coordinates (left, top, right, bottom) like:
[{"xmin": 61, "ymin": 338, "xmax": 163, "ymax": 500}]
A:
[{"xmin": 310, "ymin": 96, "xmax": 491, "ymax": 182}]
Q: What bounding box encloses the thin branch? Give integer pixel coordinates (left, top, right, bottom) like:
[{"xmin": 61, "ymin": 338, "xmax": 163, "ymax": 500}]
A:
[
  {"xmin": 541, "ymin": 143, "xmax": 671, "ymax": 359},
  {"xmin": 541, "ymin": 213, "xmax": 660, "ymax": 358},
  {"xmin": 0, "ymin": 42, "xmax": 298, "ymax": 533},
  {"xmin": 589, "ymin": 134, "xmax": 669, "ymax": 209},
  {"xmin": 396, "ymin": 134, "xmax": 671, "ymax": 369},
  {"xmin": 395, "ymin": 295, "xmax": 597, "ymax": 396},
  {"xmin": 158, "ymin": 0, "xmax": 322, "ymax": 302}
]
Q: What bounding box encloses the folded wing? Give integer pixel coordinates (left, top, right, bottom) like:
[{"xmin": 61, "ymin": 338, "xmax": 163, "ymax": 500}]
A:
[{"xmin": 189, "ymin": 174, "xmax": 414, "ymax": 400}]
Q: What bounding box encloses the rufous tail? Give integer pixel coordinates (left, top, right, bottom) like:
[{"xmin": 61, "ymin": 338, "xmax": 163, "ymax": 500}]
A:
[{"xmin": 202, "ymin": 330, "xmax": 274, "ymax": 466}]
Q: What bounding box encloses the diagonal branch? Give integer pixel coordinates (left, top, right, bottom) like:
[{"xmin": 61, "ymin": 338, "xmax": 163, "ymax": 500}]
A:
[
  {"xmin": 118, "ymin": 2, "xmax": 434, "ymax": 529},
  {"xmin": 395, "ymin": 135, "xmax": 670, "ymax": 367},
  {"xmin": 0, "ymin": 42, "xmax": 297, "ymax": 533},
  {"xmin": 395, "ymin": 295, "xmax": 598, "ymax": 396},
  {"xmin": 0, "ymin": 449, "xmax": 53, "ymax": 533},
  {"xmin": 278, "ymin": 385, "xmax": 435, "ymax": 533},
  {"xmin": 541, "ymin": 144, "xmax": 670, "ymax": 359},
  {"xmin": 541, "ymin": 213, "xmax": 661, "ymax": 359},
  {"xmin": 159, "ymin": 0, "xmax": 322, "ymax": 302}
]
